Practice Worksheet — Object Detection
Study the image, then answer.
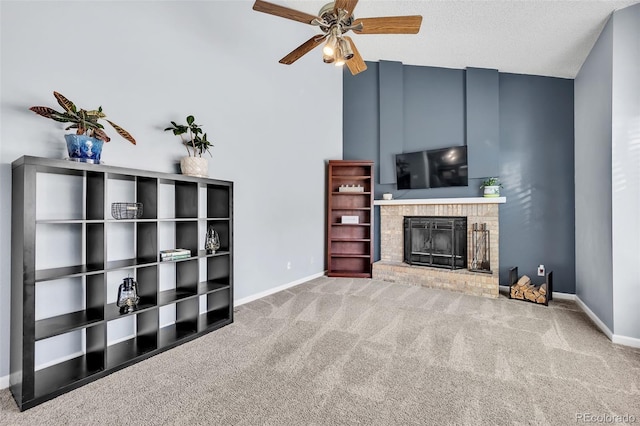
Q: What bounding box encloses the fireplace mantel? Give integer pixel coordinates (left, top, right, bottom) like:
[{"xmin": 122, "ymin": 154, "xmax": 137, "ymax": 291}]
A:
[{"xmin": 374, "ymin": 197, "xmax": 506, "ymax": 206}]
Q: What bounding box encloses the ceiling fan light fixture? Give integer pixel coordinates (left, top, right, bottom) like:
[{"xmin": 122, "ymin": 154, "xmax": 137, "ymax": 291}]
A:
[
  {"xmin": 251, "ymin": 0, "xmax": 422, "ymax": 76},
  {"xmin": 323, "ymin": 52, "xmax": 335, "ymax": 63},
  {"xmin": 339, "ymin": 37, "xmax": 353, "ymax": 60},
  {"xmin": 334, "ymin": 45, "xmax": 345, "ymax": 67},
  {"xmin": 322, "ymin": 41, "xmax": 335, "ymax": 56},
  {"xmin": 322, "ymin": 26, "xmax": 340, "ymax": 56}
]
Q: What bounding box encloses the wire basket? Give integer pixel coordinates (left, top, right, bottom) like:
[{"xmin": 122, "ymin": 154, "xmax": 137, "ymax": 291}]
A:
[{"xmin": 111, "ymin": 202, "xmax": 143, "ymax": 220}]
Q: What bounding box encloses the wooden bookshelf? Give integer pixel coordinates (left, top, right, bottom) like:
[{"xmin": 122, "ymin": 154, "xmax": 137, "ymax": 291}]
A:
[{"xmin": 326, "ymin": 160, "xmax": 374, "ymax": 278}]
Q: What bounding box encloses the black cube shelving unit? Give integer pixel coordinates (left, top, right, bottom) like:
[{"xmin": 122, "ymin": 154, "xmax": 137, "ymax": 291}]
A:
[{"xmin": 10, "ymin": 156, "xmax": 234, "ymax": 411}]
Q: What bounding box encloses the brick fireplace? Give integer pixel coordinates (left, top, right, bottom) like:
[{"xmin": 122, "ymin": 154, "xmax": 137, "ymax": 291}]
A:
[{"xmin": 373, "ymin": 197, "xmax": 506, "ymax": 298}]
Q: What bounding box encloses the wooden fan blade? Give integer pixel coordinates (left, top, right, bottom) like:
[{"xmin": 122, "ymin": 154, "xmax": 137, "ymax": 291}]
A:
[
  {"xmin": 353, "ymin": 16, "xmax": 422, "ymax": 34},
  {"xmin": 334, "ymin": 0, "xmax": 358, "ymax": 15},
  {"xmin": 344, "ymin": 36, "xmax": 367, "ymax": 75},
  {"xmin": 253, "ymin": 0, "xmax": 318, "ymax": 24},
  {"xmin": 279, "ymin": 35, "xmax": 324, "ymax": 65}
]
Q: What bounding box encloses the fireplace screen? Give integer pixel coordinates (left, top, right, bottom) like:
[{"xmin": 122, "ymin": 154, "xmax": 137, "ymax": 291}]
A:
[{"xmin": 404, "ymin": 216, "xmax": 467, "ymax": 269}]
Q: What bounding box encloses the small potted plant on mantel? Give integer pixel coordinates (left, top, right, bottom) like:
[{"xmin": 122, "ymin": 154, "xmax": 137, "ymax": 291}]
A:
[
  {"xmin": 30, "ymin": 91, "xmax": 136, "ymax": 163},
  {"xmin": 164, "ymin": 115, "xmax": 213, "ymax": 178},
  {"xmin": 481, "ymin": 177, "xmax": 502, "ymax": 197}
]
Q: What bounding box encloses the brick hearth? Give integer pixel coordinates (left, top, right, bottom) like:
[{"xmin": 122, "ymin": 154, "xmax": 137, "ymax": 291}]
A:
[{"xmin": 373, "ymin": 198, "xmax": 506, "ymax": 298}]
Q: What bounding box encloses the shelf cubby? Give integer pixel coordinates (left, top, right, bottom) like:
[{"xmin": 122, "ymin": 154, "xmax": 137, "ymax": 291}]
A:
[
  {"xmin": 136, "ymin": 222, "xmax": 158, "ymax": 263},
  {"xmin": 159, "ymin": 298, "xmax": 199, "ymax": 348},
  {"xmin": 198, "ymin": 288, "xmax": 231, "ymax": 331},
  {"xmin": 176, "ymin": 182, "xmax": 198, "ymax": 218},
  {"xmin": 34, "ymin": 351, "xmax": 104, "ymax": 401},
  {"xmin": 11, "ymin": 156, "xmax": 233, "ymax": 410},
  {"xmin": 175, "ymin": 221, "xmax": 198, "ymax": 254},
  {"xmin": 34, "ymin": 324, "xmax": 105, "ymax": 399},
  {"xmin": 86, "ymin": 171, "xmax": 105, "ymax": 221},
  {"xmin": 136, "ymin": 177, "xmax": 157, "ymax": 219},
  {"xmin": 198, "ymin": 279, "xmax": 231, "ymax": 295},
  {"xmin": 206, "ymin": 255, "xmax": 231, "ymax": 282},
  {"xmin": 207, "ymin": 185, "xmax": 230, "ymax": 218}
]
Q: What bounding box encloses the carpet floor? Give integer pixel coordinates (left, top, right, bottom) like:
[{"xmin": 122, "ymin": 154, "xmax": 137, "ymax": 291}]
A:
[{"xmin": 1, "ymin": 277, "xmax": 639, "ymax": 425}]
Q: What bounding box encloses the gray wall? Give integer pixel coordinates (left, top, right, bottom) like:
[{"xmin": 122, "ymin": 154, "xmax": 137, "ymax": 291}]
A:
[
  {"xmin": 574, "ymin": 3, "xmax": 640, "ymax": 339},
  {"xmin": 343, "ymin": 63, "xmax": 576, "ymax": 291},
  {"xmin": 0, "ymin": 1, "xmax": 343, "ymax": 382},
  {"xmin": 611, "ymin": 4, "xmax": 640, "ymax": 340},
  {"xmin": 574, "ymin": 17, "xmax": 615, "ymax": 331}
]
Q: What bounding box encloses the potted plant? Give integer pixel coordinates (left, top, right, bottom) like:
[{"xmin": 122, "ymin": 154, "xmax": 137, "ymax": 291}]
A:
[
  {"xmin": 164, "ymin": 115, "xmax": 213, "ymax": 177},
  {"xmin": 481, "ymin": 177, "xmax": 502, "ymax": 197},
  {"xmin": 30, "ymin": 91, "xmax": 136, "ymax": 163}
]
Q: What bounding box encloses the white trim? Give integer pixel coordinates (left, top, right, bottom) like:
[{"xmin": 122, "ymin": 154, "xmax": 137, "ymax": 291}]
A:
[
  {"xmin": 0, "ymin": 374, "xmax": 9, "ymax": 390},
  {"xmin": 612, "ymin": 334, "xmax": 640, "ymax": 349},
  {"xmin": 235, "ymin": 272, "xmax": 325, "ymax": 306},
  {"xmin": 374, "ymin": 197, "xmax": 506, "ymax": 206},
  {"xmin": 552, "ymin": 292, "xmax": 576, "ymax": 301},
  {"xmin": 575, "ymin": 296, "xmax": 614, "ymax": 340}
]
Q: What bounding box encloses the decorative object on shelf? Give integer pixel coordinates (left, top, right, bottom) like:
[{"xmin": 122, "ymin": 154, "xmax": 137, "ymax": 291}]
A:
[
  {"xmin": 160, "ymin": 248, "xmax": 191, "ymax": 261},
  {"xmin": 338, "ymin": 184, "xmax": 364, "ymax": 192},
  {"xmin": 116, "ymin": 276, "xmax": 140, "ymax": 314},
  {"xmin": 164, "ymin": 115, "xmax": 213, "ymax": 178},
  {"xmin": 341, "ymin": 215, "xmax": 359, "ymax": 224},
  {"xmin": 480, "ymin": 177, "xmax": 502, "ymax": 198},
  {"xmin": 29, "ymin": 91, "xmax": 136, "ymax": 163},
  {"xmin": 205, "ymin": 227, "xmax": 221, "ymax": 254},
  {"xmin": 111, "ymin": 202, "xmax": 143, "ymax": 220},
  {"xmin": 382, "ymin": 193, "xmax": 393, "ymax": 200},
  {"xmin": 252, "ymin": 0, "xmax": 422, "ymax": 76}
]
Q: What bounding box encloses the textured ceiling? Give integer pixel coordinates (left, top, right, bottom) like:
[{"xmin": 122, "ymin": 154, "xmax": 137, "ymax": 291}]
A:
[{"xmin": 273, "ymin": 0, "xmax": 640, "ymax": 78}]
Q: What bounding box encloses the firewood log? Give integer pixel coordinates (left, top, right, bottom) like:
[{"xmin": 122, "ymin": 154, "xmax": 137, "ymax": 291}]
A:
[
  {"xmin": 516, "ymin": 275, "xmax": 531, "ymax": 288},
  {"xmin": 536, "ymin": 295, "xmax": 546, "ymax": 304},
  {"xmin": 539, "ymin": 284, "xmax": 547, "ymax": 295}
]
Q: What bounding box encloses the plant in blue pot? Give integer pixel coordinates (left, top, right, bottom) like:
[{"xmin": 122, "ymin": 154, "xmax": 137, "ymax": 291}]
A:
[{"xmin": 30, "ymin": 91, "xmax": 136, "ymax": 163}]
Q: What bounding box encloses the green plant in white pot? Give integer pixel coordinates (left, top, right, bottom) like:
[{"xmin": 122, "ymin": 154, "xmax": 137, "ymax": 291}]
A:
[
  {"xmin": 480, "ymin": 177, "xmax": 502, "ymax": 197},
  {"xmin": 30, "ymin": 91, "xmax": 136, "ymax": 163},
  {"xmin": 164, "ymin": 115, "xmax": 213, "ymax": 177}
]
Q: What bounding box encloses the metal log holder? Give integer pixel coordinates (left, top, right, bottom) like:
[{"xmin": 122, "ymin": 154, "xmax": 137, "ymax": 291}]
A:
[{"xmin": 508, "ymin": 266, "xmax": 553, "ymax": 306}]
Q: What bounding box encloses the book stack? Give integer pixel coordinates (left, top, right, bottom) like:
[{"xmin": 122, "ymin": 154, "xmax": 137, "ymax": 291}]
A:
[{"xmin": 160, "ymin": 249, "xmax": 192, "ymax": 261}]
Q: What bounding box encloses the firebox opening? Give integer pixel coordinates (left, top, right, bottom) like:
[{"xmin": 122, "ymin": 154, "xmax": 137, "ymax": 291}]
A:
[{"xmin": 403, "ymin": 216, "xmax": 467, "ymax": 269}]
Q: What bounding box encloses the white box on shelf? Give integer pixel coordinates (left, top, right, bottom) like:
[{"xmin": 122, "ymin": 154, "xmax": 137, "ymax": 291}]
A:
[
  {"xmin": 341, "ymin": 216, "xmax": 359, "ymax": 224},
  {"xmin": 338, "ymin": 185, "xmax": 364, "ymax": 192}
]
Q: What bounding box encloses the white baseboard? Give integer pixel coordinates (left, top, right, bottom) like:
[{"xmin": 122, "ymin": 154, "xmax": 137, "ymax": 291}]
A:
[
  {"xmin": 0, "ymin": 374, "xmax": 9, "ymax": 390},
  {"xmin": 551, "ymin": 291, "xmax": 576, "ymax": 301},
  {"xmin": 235, "ymin": 272, "xmax": 325, "ymax": 307},
  {"xmin": 612, "ymin": 334, "xmax": 640, "ymax": 349},
  {"xmin": 575, "ymin": 296, "xmax": 614, "ymax": 340}
]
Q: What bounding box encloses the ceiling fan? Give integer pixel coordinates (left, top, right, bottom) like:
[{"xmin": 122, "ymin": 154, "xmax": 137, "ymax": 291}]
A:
[{"xmin": 253, "ymin": 0, "xmax": 423, "ymax": 75}]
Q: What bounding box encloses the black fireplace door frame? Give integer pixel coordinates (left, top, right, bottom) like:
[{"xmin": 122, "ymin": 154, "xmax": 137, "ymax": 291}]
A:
[{"xmin": 403, "ymin": 216, "xmax": 467, "ymax": 270}]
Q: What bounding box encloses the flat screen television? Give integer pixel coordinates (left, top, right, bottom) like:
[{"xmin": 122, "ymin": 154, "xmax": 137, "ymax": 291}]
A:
[{"xmin": 395, "ymin": 145, "xmax": 468, "ymax": 190}]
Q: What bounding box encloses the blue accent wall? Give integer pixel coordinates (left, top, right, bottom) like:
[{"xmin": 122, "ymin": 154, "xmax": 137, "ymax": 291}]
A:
[
  {"xmin": 499, "ymin": 73, "xmax": 575, "ymax": 293},
  {"xmin": 343, "ymin": 63, "xmax": 576, "ymax": 292}
]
